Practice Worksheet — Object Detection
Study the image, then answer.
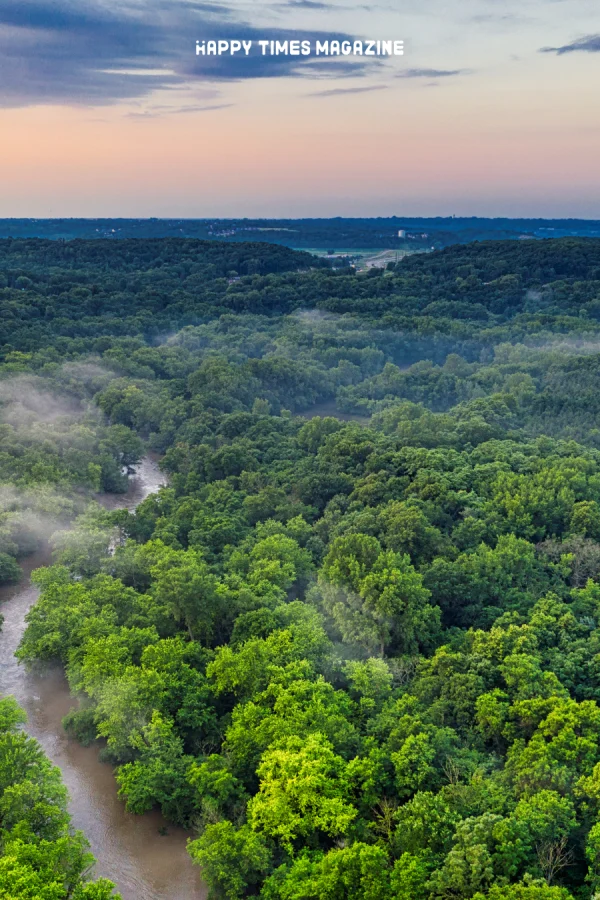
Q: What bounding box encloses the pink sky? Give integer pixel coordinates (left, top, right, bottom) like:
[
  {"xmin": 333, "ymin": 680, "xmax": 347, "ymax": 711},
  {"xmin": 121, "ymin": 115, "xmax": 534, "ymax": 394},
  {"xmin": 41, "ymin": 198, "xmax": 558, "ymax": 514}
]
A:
[{"xmin": 0, "ymin": 0, "xmax": 599, "ymax": 217}]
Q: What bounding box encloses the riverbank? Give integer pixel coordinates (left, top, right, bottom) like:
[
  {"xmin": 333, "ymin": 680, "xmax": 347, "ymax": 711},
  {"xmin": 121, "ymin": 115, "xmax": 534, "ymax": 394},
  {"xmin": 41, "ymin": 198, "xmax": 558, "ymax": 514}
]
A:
[{"xmin": 0, "ymin": 456, "xmax": 206, "ymax": 900}]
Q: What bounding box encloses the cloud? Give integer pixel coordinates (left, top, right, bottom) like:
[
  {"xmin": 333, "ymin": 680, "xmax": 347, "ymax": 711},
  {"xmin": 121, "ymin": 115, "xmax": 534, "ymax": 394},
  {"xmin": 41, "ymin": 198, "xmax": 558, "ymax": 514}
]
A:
[
  {"xmin": 469, "ymin": 13, "xmax": 533, "ymax": 26},
  {"xmin": 125, "ymin": 102, "xmax": 234, "ymax": 117},
  {"xmin": 308, "ymin": 83, "xmax": 387, "ymax": 96},
  {"xmin": 272, "ymin": 0, "xmax": 375, "ymax": 8},
  {"xmin": 185, "ymin": 29, "xmax": 376, "ymax": 82},
  {"xmin": 285, "ymin": 0, "xmax": 329, "ymax": 7},
  {"xmin": 0, "ymin": 0, "xmax": 374, "ymax": 107},
  {"xmin": 396, "ymin": 68, "xmax": 468, "ymax": 79},
  {"xmin": 0, "ymin": 0, "xmax": 177, "ymax": 106},
  {"xmin": 272, "ymin": 0, "xmax": 380, "ymax": 12},
  {"xmin": 540, "ymin": 34, "xmax": 600, "ymax": 55},
  {"xmin": 297, "ymin": 57, "xmax": 379, "ymax": 79}
]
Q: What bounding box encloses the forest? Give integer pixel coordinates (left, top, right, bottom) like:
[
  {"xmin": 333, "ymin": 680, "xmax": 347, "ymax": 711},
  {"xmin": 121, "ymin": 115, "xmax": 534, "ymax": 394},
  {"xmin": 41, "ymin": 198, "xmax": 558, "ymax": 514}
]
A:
[
  {"xmin": 1, "ymin": 217, "xmax": 600, "ymax": 247},
  {"xmin": 3, "ymin": 236, "xmax": 600, "ymax": 899}
]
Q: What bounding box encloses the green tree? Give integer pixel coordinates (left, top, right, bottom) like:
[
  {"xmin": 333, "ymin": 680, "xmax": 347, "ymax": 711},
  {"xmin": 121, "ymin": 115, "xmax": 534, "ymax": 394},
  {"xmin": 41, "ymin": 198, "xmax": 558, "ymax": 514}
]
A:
[
  {"xmin": 248, "ymin": 733, "xmax": 357, "ymax": 853},
  {"xmin": 188, "ymin": 821, "xmax": 271, "ymax": 900},
  {"xmin": 320, "ymin": 534, "xmax": 439, "ymax": 655}
]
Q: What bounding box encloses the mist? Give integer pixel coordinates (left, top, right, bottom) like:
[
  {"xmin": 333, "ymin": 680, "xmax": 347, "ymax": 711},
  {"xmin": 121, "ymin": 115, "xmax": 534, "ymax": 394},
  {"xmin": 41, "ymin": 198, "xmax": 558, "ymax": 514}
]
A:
[{"xmin": 0, "ymin": 363, "xmax": 136, "ymax": 575}]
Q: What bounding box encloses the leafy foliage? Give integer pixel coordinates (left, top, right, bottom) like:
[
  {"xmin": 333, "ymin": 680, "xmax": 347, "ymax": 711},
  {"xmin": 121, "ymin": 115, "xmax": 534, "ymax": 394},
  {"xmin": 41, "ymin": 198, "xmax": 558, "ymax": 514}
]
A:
[{"xmin": 5, "ymin": 236, "xmax": 600, "ymax": 898}]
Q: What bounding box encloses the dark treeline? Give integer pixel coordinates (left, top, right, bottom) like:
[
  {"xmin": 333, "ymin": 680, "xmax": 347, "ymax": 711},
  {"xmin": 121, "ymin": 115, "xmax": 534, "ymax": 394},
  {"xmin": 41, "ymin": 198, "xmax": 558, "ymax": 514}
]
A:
[
  {"xmin": 3, "ymin": 238, "xmax": 600, "ymax": 899},
  {"xmin": 1, "ymin": 218, "xmax": 600, "ymax": 248}
]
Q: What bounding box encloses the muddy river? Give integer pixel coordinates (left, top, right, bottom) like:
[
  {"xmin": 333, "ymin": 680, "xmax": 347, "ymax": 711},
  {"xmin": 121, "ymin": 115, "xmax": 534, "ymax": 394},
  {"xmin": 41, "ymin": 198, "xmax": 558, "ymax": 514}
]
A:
[{"xmin": 0, "ymin": 456, "xmax": 207, "ymax": 900}]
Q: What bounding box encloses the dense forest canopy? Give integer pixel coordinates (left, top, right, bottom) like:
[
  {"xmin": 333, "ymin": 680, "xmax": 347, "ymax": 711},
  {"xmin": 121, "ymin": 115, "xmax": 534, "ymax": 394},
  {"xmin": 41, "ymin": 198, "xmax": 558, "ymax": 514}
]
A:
[
  {"xmin": 2, "ymin": 236, "xmax": 600, "ymax": 350},
  {"xmin": 3, "ymin": 237, "xmax": 600, "ymax": 899}
]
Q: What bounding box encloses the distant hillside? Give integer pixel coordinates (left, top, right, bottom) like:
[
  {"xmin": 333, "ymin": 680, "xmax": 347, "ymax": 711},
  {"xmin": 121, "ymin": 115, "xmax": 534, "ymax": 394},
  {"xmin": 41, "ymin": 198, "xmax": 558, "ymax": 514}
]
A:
[
  {"xmin": 399, "ymin": 237, "xmax": 600, "ymax": 283},
  {"xmin": 389, "ymin": 237, "xmax": 600, "ymax": 315},
  {"xmin": 0, "ymin": 237, "xmax": 323, "ymax": 276},
  {"xmin": 3, "ymin": 237, "xmax": 600, "ymax": 355}
]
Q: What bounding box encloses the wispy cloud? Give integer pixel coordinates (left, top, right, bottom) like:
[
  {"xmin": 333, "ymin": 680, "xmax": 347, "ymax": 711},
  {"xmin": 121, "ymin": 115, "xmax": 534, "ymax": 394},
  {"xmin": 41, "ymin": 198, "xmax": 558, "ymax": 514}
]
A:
[
  {"xmin": 125, "ymin": 103, "xmax": 234, "ymax": 118},
  {"xmin": 285, "ymin": 0, "xmax": 329, "ymax": 8},
  {"xmin": 396, "ymin": 68, "xmax": 468, "ymax": 79},
  {"xmin": 469, "ymin": 13, "xmax": 533, "ymax": 26},
  {"xmin": 308, "ymin": 83, "xmax": 388, "ymax": 96},
  {"xmin": 541, "ymin": 34, "xmax": 600, "ymax": 55},
  {"xmin": 272, "ymin": 0, "xmax": 378, "ymax": 9}
]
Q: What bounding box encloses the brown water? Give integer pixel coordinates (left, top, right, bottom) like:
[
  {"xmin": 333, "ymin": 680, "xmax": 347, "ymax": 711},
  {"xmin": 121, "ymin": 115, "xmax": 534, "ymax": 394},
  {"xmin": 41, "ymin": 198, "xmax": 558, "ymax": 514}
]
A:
[{"xmin": 0, "ymin": 456, "xmax": 207, "ymax": 900}]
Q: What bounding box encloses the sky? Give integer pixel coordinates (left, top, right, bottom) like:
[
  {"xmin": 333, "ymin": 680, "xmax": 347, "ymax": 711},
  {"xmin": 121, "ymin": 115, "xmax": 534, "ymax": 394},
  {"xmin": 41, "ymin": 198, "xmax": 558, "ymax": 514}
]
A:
[{"xmin": 0, "ymin": 0, "xmax": 599, "ymax": 218}]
